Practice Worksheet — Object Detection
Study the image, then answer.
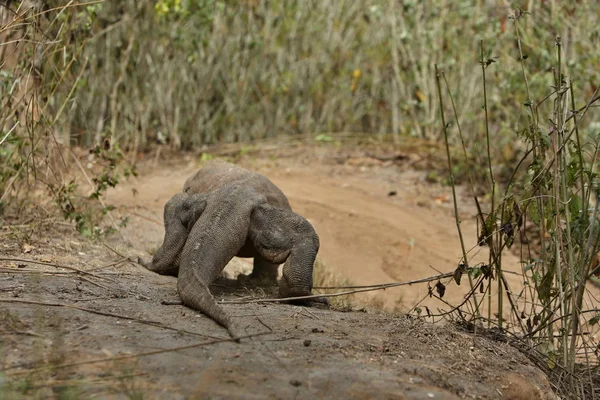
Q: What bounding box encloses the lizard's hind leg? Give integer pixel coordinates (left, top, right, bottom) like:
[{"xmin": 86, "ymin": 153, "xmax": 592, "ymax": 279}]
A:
[{"xmin": 140, "ymin": 192, "xmax": 207, "ymax": 277}]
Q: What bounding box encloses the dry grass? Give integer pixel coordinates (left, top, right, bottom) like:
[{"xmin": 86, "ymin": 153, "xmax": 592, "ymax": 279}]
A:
[{"xmin": 312, "ymin": 259, "xmax": 355, "ymax": 310}]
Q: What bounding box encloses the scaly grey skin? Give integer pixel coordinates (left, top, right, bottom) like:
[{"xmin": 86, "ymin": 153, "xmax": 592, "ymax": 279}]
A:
[
  {"xmin": 139, "ymin": 161, "xmax": 326, "ymax": 339},
  {"xmin": 140, "ymin": 160, "xmax": 292, "ymax": 281},
  {"xmin": 183, "ymin": 160, "xmax": 294, "ymax": 284},
  {"xmin": 138, "ymin": 192, "xmax": 207, "ymax": 277},
  {"xmin": 176, "ymin": 184, "xmax": 321, "ymax": 339}
]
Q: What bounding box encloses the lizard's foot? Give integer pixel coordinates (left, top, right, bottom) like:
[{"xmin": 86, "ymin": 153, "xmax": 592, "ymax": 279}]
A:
[
  {"xmin": 237, "ymin": 272, "xmax": 278, "ymax": 288},
  {"xmin": 137, "ymin": 256, "xmax": 152, "ymax": 268},
  {"xmin": 137, "ymin": 256, "xmax": 179, "ymax": 277},
  {"xmin": 308, "ymin": 296, "xmax": 330, "ymax": 308},
  {"xmin": 287, "ymin": 296, "xmax": 330, "ymax": 309}
]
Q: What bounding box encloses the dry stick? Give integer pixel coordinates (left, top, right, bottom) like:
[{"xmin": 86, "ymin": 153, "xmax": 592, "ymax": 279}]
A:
[
  {"xmin": 0, "ymin": 267, "xmax": 74, "ymax": 275},
  {"xmin": 552, "ymin": 36, "xmax": 570, "ymax": 372},
  {"xmin": 223, "ymin": 270, "xmax": 463, "ymax": 304},
  {"xmin": 5, "ymin": 330, "xmax": 44, "ymax": 338},
  {"xmin": 0, "ymin": 257, "xmax": 114, "ymax": 283},
  {"xmin": 0, "ymin": 121, "xmax": 18, "ymax": 145},
  {"xmin": 0, "ymin": 298, "xmax": 225, "ymax": 341},
  {"xmin": 101, "ymin": 242, "xmax": 140, "ymax": 268},
  {"xmin": 20, "ymin": 1, "xmax": 105, "ymax": 24},
  {"xmin": 570, "ymin": 192, "xmax": 600, "ymax": 366},
  {"xmin": 131, "ymin": 211, "xmax": 162, "ymax": 226},
  {"xmin": 1, "ymin": 268, "xmax": 113, "ymax": 291},
  {"xmin": 6, "ymin": 331, "xmax": 270, "ymax": 376},
  {"xmin": 86, "ymin": 258, "xmax": 129, "ymax": 273},
  {"xmin": 478, "ymin": 40, "xmax": 501, "ymax": 330},
  {"xmin": 101, "ymin": 242, "xmax": 130, "ymax": 260},
  {"xmin": 434, "ymin": 64, "xmax": 479, "ymax": 318},
  {"xmin": 0, "ymin": 2, "xmax": 32, "ymax": 35},
  {"xmin": 78, "ymin": 276, "xmax": 112, "ymax": 291},
  {"xmin": 0, "ymin": 218, "xmax": 65, "ymax": 230},
  {"xmin": 30, "ymin": 371, "xmax": 150, "ymax": 390},
  {"xmin": 440, "ymin": 70, "xmax": 481, "ymax": 300}
]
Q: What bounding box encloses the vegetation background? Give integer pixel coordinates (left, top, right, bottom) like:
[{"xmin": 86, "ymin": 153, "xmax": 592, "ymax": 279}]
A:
[{"xmin": 1, "ymin": 0, "xmax": 600, "ymax": 397}]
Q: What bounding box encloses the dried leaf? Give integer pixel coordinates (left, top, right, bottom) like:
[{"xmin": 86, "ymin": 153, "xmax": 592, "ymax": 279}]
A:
[
  {"xmin": 513, "ymin": 201, "xmax": 523, "ymax": 229},
  {"xmin": 453, "ymin": 265, "xmax": 464, "ymax": 285},
  {"xmin": 21, "ymin": 244, "xmax": 35, "ymax": 254},
  {"xmin": 414, "ymin": 88, "xmax": 427, "ymax": 103},
  {"xmin": 435, "ymin": 281, "xmax": 446, "ymax": 298},
  {"xmin": 480, "ymin": 264, "xmax": 494, "ymax": 280},
  {"xmin": 501, "ymin": 222, "xmax": 514, "ymax": 248}
]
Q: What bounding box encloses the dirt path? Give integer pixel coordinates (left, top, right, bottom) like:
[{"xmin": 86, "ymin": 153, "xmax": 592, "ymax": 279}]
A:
[
  {"xmin": 0, "ymin": 145, "xmax": 561, "ymax": 399},
  {"xmin": 113, "ymin": 148, "xmax": 523, "ymax": 314}
]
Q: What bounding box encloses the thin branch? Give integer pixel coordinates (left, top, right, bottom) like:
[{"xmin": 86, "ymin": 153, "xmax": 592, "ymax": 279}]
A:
[
  {"xmin": 5, "ymin": 331, "xmax": 270, "ymax": 375},
  {"xmin": 0, "ymin": 121, "xmax": 18, "ymax": 145},
  {"xmin": 0, "ymin": 256, "xmax": 114, "ymax": 282},
  {"xmin": 0, "ymin": 298, "xmax": 225, "ymax": 341},
  {"xmin": 224, "ymin": 269, "xmax": 468, "ymax": 304}
]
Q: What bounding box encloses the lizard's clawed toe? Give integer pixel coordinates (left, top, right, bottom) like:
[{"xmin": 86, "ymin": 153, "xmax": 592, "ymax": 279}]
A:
[
  {"xmin": 286, "ymin": 295, "xmax": 330, "ymax": 309},
  {"xmin": 137, "ymin": 257, "xmax": 151, "ymax": 267},
  {"xmin": 308, "ymin": 296, "xmax": 330, "ymax": 308}
]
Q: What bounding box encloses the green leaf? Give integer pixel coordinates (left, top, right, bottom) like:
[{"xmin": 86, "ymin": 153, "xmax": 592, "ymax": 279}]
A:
[
  {"xmin": 200, "ymin": 152, "xmax": 213, "ymax": 162},
  {"xmin": 569, "ymin": 195, "xmax": 583, "ymax": 218},
  {"xmin": 315, "ymin": 134, "xmax": 334, "ymax": 143}
]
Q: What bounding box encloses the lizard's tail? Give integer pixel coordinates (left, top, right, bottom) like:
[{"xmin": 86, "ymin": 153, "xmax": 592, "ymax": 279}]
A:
[{"xmin": 177, "ymin": 273, "xmax": 243, "ymax": 341}]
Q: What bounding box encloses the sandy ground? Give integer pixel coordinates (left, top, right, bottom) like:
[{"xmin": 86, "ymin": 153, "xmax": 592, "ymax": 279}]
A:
[
  {"xmin": 0, "ymin": 143, "xmax": 568, "ymax": 398},
  {"xmin": 114, "ymin": 144, "xmax": 527, "ymax": 316}
]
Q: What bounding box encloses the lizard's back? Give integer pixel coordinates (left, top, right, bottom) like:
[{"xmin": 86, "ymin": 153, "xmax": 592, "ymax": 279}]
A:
[
  {"xmin": 183, "ymin": 160, "xmax": 291, "ymax": 210},
  {"xmin": 183, "ymin": 160, "xmax": 292, "ymax": 257}
]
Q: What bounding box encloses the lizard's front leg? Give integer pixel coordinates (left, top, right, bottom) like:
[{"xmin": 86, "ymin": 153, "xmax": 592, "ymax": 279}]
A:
[
  {"xmin": 248, "ymin": 204, "xmax": 328, "ymax": 307},
  {"xmin": 237, "ymin": 255, "xmax": 279, "ymax": 287}
]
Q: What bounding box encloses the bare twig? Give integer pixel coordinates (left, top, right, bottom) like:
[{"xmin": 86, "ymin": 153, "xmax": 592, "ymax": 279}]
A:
[
  {"xmin": 0, "ymin": 298, "xmax": 225, "ymax": 340},
  {"xmin": 86, "ymin": 257, "xmax": 129, "ymax": 272},
  {"xmin": 224, "ymin": 269, "xmax": 466, "ymax": 304},
  {"xmin": 131, "ymin": 211, "xmax": 162, "ymax": 225},
  {"xmin": 0, "ymin": 121, "xmax": 18, "ymax": 145},
  {"xmin": 4, "ymin": 330, "xmax": 44, "ymax": 338},
  {"xmin": 5, "ymin": 331, "xmax": 270, "ymax": 375},
  {"xmin": 0, "ymin": 256, "xmax": 114, "ymax": 282},
  {"xmin": 313, "ymin": 269, "xmax": 462, "ymax": 290}
]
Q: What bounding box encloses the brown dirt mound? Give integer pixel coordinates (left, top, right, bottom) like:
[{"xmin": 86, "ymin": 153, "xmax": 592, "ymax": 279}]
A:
[{"xmin": 0, "ymin": 144, "xmax": 564, "ymax": 398}]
